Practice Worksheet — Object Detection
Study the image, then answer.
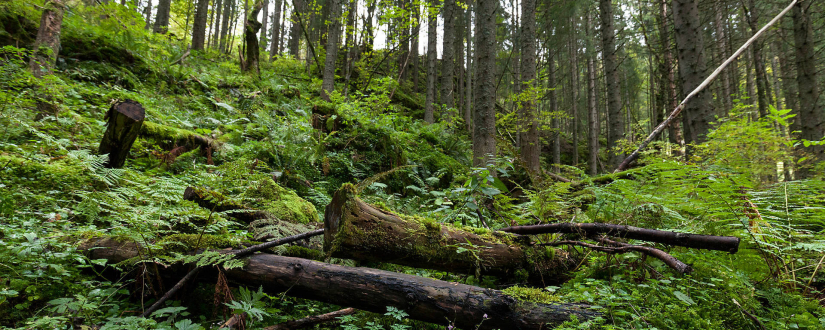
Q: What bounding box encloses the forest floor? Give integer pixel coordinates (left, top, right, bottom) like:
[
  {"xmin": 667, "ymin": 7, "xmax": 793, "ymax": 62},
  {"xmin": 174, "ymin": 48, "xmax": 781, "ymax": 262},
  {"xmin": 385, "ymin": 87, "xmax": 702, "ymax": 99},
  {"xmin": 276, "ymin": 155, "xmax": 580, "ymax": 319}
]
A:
[{"xmin": 1, "ymin": 2, "xmax": 824, "ymax": 329}]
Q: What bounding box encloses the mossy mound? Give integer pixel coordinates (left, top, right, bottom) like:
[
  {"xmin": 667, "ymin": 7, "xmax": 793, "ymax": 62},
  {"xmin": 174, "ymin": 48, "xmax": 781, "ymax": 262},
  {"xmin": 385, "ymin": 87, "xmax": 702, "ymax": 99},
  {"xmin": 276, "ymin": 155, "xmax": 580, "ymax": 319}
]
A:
[{"xmin": 244, "ymin": 178, "xmax": 319, "ymax": 224}]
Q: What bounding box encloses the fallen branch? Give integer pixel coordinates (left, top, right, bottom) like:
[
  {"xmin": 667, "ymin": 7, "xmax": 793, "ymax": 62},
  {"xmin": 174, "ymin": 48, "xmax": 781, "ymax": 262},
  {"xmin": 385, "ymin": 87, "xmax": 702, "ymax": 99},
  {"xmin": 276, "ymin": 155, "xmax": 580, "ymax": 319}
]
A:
[
  {"xmin": 80, "ymin": 238, "xmax": 598, "ymax": 329},
  {"xmin": 615, "ymin": 0, "xmax": 799, "ymax": 172},
  {"xmin": 263, "ymin": 308, "xmax": 357, "ymax": 330},
  {"xmin": 136, "ymin": 229, "xmax": 325, "ymax": 318},
  {"xmin": 540, "ymin": 238, "xmax": 692, "ymax": 274},
  {"xmin": 171, "ymin": 44, "xmax": 191, "ymax": 66},
  {"xmin": 500, "ymin": 223, "xmax": 740, "ymax": 253},
  {"xmin": 183, "ymin": 187, "xmax": 269, "ymax": 223}
]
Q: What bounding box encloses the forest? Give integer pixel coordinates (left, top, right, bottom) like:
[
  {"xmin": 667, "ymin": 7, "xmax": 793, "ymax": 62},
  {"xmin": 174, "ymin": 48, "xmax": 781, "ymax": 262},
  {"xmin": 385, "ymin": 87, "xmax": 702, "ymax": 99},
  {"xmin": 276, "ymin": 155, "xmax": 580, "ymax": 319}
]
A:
[{"xmin": 0, "ymin": 0, "xmax": 824, "ymax": 328}]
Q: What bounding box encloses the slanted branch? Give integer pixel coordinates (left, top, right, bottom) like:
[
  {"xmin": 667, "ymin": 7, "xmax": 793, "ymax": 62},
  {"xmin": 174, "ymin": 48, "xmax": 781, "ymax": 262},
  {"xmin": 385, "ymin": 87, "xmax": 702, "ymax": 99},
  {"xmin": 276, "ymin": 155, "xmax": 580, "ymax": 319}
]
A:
[
  {"xmin": 323, "ymin": 184, "xmax": 578, "ymax": 283},
  {"xmin": 501, "ymin": 223, "xmax": 740, "ymax": 253},
  {"xmin": 98, "ymin": 100, "xmax": 146, "ymax": 168},
  {"xmin": 79, "ymin": 237, "xmax": 598, "ymax": 330}
]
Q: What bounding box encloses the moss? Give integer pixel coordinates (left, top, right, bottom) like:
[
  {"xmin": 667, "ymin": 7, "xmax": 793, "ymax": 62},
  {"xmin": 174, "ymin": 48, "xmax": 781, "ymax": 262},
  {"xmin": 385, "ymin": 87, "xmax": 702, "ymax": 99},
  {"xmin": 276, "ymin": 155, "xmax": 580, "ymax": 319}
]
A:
[
  {"xmin": 244, "ymin": 179, "xmax": 319, "ymax": 224},
  {"xmin": 282, "ymin": 246, "xmax": 326, "ymax": 260},
  {"xmin": 141, "ymin": 121, "xmax": 199, "ymax": 141},
  {"xmin": 501, "ymin": 286, "xmax": 561, "ymax": 304},
  {"xmin": 159, "ymin": 234, "xmax": 242, "ymax": 253}
]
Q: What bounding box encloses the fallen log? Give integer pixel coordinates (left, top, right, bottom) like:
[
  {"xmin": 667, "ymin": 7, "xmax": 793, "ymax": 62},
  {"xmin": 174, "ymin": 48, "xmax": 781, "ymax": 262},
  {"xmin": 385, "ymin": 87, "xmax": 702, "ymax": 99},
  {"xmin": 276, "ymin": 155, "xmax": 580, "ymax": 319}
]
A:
[
  {"xmin": 139, "ymin": 122, "xmax": 219, "ymax": 161},
  {"xmin": 183, "ymin": 187, "xmax": 269, "ymax": 223},
  {"xmin": 500, "ymin": 223, "xmax": 740, "ymax": 253},
  {"xmin": 263, "ymin": 308, "xmax": 357, "ymax": 330},
  {"xmin": 324, "ymin": 184, "xmax": 577, "ymax": 283},
  {"xmin": 98, "ymin": 100, "xmax": 146, "ymax": 168},
  {"xmin": 79, "ymin": 238, "xmax": 598, "ymax": 330}
]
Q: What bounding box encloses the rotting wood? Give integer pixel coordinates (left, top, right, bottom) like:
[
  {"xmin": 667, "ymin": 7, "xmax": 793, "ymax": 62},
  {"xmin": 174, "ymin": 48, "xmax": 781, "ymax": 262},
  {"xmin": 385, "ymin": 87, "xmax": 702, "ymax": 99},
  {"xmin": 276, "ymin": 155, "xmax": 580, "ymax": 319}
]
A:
[
  {"xmin": 139, "ymin": 121, "xmax": 219, "ymax": 155},
  {"xmin": 79, "ymin": 237, "xmax": 598, "ymax": 330},
  {"xmin": 263, "ymin": 308, "xmax": 357, "ymax": 330},
  {"xmin": 324, "ymin": 184, "xmax": 578, "ymax": 283},
  {"xmin": 98, "ymin": 100, "xmax": 146, "ymax": 168},
  {"xmin": 500, "ymin": 223, "xmax": 740, "ymax": 253}
]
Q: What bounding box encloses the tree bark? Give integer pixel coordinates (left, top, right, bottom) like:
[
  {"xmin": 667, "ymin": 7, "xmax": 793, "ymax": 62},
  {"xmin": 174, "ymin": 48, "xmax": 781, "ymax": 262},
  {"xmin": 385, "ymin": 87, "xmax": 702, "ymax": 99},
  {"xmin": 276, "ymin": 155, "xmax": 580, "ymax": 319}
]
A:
[
  {"xmin": 569, "ymin": 30, "xmax": 579, "ymax": 166},
  {"xmin": 743, "ymin": 0, "xmax": 772, "ymax": 118},
  {"xmin": 775, "ymin": 36, "xmax": 799, "ymax": 136},
  {"xmin": 600, "ymin": 0, "xmax": 624, "ymax": 169},
  {"xmin": 586, "ymin": 10, "xmax": 598, "ymax": 176},
  {"xmin": 472, "ymin": 0, "xmax": 496, "ymax": 167},
  {"xmin": 672, "ymin": 0, "xmax": 713, "ymax": 149},
  {"xmin": 219, "ymin": 0, "xmax": 232, "ymax": 52},
  {"xmin": 153, "ymin": 0, "xmax": 172, "ymax": 34},
  {"xmin": 712, "ymin": 2, "xmax": 731, "ymax": 114},
  {"xmin": 30, "ymin": 0, "xmax": 65, "ymax": 79},
  {"xmin": 320, "ymin": 0, "xmax": 341, "ymax": 101},
  {"xmin": 424, "ymin": 0, "xmax": 437, "ymax": 124},
  {"xmin": 98, "ymin": 100, "xmax": 146, "ymax": 169},
  {"xmin": 242, "ymin": 2, "xmax": 265, "ymax": 74},
  {"xmin": 259, "ymin": 0, "xmax": 269, "ymax": 49},
  {"xmin": 323, "ymin": 184, "xmax": 577, "ymax": 282},
  {"xmin": 465, "ymin": 1, "xmax": 473, "ymax": 131},
  {"xmin": 657, "ymin": 0, "xmax": 681, "ymax": 151},
  {"xmin": 288, "ymin": 0, "xmax": 303, "ymax": 57},
  {"xmin": 192, "ymin": 0, "xmax": 211, "ymax": 50},
  {"xmin": 501, "ymin": 223, "xmax": 740, "ymax": 253},
  {"xmin": 440, "ymin": 0, "xmax": 456, "ymax": 112},
  {"xmin": 80, "ymin": 238, "xmax": 597, "ymax": 330},
  {"xmin": 269, "ymin": 0, "xmax": 282, "ymax": 59},
  {"xmin": 518, "ymin": 0, "xmax": 538, "ymax": 175},
  {"xmin": 411, "ymin": 1, "xmax": 420, "ymax": 91},
  {"xmin": 209, "ymin": 0, "xmax": 223, "ymax": 49},
  {"xmin": 792, "ymin": 1, "xmax": 825, "ymax": 170},
  {"xmin": 549, "ymin": 50, "xmax": 560, "ymax": 172}
]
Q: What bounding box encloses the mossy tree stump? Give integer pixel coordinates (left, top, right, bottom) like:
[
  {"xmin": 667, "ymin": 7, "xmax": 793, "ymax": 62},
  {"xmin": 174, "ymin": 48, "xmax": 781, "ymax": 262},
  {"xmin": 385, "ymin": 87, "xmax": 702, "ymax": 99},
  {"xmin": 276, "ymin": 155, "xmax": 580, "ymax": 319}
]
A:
[
  {"xmin": 98, "ymin": 100, "xmax": 145, "ymax": 168},
  {"xmin": 324, "ymin": 184, "xmax": 576, "ymax": 283}
]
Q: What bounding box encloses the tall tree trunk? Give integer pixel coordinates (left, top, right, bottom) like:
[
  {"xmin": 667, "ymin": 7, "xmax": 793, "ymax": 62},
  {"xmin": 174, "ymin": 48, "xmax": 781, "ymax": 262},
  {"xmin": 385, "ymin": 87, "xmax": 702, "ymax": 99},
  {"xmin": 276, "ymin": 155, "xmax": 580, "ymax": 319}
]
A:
[
  {"xmin": 465, "ymin": 0, "xmax": 473, "ymax": 131},
  {"xmin": 569, "ymin": 29, "xmax": 579, "ymax": 166},
  {"xmin": 712, "ymin": 2, "xmax": 731, "ymax": 114},
  {"xmin": 425, "ymin": 0, "xmax": 437, "ymax": 124},
  {"xmin": 411, "ymin": 1, "xmax": 420, "ymax": 91},
  {"xmin": 259, "ymin": 0, "xmax": 269, "ymax": 49},
  {"xmin": 153, "ymin": 0, "xmax": 172, "ymax": 33},
  {"xmin": 209, "ymin": 0, "xmax": 223, "ymax": 48},
  {"xmin": 288, "ymin": 0, "xmax": 302, "ymax": 57},
  {"xmin": 321, "ymin": 0, "xmax": 342, "ymax": 101},
  {"xmin": 600, "ymin": 0, "xmax": 623, "ymax": 169},
  {"xmin": 143, "ymin": 0, "xmax": 152, "ymax": 30},
  {"xmin": 775, "ymin": 36, "xmax": 799, "ymax": 135},
  {"xmin": 30, "ymin": 0, "xmax": 64, "ymax": 79},
  {"xmin": 220, "ymin": 0, "xmax": 232, "ymax": 52},
  {"xmin": 519, "ymin": 0, "xmax": 538, "ymax": 174},
  {"xmin": 441, "ymin": 0, "xmax": 456, "ymax": 112},
  {"xmin": 586, "ymin": 10, "xmax": 598, "ymax": 176},
  {"xmin": 192, "ymin": 0, "xmax": 211, "ymax": 50},
  {"xmin": 279, "ymin": 0, "xmax": 287, "ymax": 54},
  {"xmin": 456, "ymin": 10, "xmax": 465, "ymax": 117},
  {"xmin": 242, "ymin": 2, "xmax": 265, "ymax": 74},
  {"xmin": 473, "ymin": 0, "xmax": 496, "ymax": 167},
  {"xmin": 744, "ymin": 0, "xmax": 772, "ymax": 118},
  {"xmin": 269, "ymin": 0, "xmax": 282, "ymax": 59},
  {"xmin": 549, "ymin": 50, "xmax": 560, "ymax": 172},
  {"xmin": 365, "ymin": 0, "xmax": 375, "ymax": 50},
  {"xmin": 657, "ymin": 0, "xmax": 681, "ymax": 151},
  {"xmin": 398, "ymin": 0, "xmax": 411, "ymax": 82},
  {"xmin": 672, "ymin": 0, "xmax": 713, "ymax": 149},
  {"xmin": 793, "ymin": 1, "xmax": 825, "ymax": 173}
]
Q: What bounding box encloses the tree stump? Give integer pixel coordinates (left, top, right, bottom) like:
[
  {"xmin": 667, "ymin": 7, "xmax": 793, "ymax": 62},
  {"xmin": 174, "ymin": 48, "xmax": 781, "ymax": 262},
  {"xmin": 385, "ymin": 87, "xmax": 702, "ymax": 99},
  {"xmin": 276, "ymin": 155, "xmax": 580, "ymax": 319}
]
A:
[{"xmin": 98, "ymin": 100, "xmax": 146, "ymax": 168}]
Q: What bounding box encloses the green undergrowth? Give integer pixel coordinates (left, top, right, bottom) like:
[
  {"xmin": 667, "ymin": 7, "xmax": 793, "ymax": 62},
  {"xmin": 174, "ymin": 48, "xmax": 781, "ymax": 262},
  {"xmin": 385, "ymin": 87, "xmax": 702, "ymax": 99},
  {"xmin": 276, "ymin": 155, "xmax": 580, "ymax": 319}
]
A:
[{"xmin": 0, "ymin": 0, "xmax": 823, "ymax": 328}]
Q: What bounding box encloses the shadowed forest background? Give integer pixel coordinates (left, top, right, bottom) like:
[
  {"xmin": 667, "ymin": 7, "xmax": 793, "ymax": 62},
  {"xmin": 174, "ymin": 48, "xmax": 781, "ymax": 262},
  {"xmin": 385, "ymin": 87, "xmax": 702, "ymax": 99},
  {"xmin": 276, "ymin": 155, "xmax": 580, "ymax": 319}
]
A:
[{"xmin": 0, "ymin": 0, "xmax": 824, "ymax": 328}]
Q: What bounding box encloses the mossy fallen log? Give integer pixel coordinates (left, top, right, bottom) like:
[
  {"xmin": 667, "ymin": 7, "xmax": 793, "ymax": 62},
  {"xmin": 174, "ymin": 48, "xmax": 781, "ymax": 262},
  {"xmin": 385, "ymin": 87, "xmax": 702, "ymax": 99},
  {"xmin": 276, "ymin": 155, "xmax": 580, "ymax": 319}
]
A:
[
  {"xmin": 78, "ymin": 237, "xmax": 597, "ymax": 329},
  {"xmin": 324, "ymin": 184, "xmax": 577, "ymax": 283},
  {"xmin": 139, "ymin": 121, "xmax": 219, "ymax": 154}
]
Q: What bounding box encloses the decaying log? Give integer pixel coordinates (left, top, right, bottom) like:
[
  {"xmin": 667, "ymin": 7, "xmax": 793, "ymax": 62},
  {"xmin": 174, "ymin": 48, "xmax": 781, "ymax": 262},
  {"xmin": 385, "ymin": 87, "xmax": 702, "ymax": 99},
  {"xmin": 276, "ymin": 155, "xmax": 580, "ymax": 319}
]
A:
[
  {"xmin": 183, "ymin": 187, "xmax": 269, "ymax": 223},
  {"xmin": 324, "ymin": 184, "xmax": 577, "ymax": 282},
  {"xmin": 79, "ymin": 238, "xmax": 598, "ymax": 330},
  {"xmin": 98, "ymin": 100, "xmax": 146, "ymax": 168},
  {"xmin": 139, "ymin": 122, "xmax": 219, "ymax": 157},
  {"xmin": 501, "ymin": 223, "xmax": 740, "ymax": 253},
  {"xmin": 264, "ymin": 308, "xmax": 357, "ymax": 330}
]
